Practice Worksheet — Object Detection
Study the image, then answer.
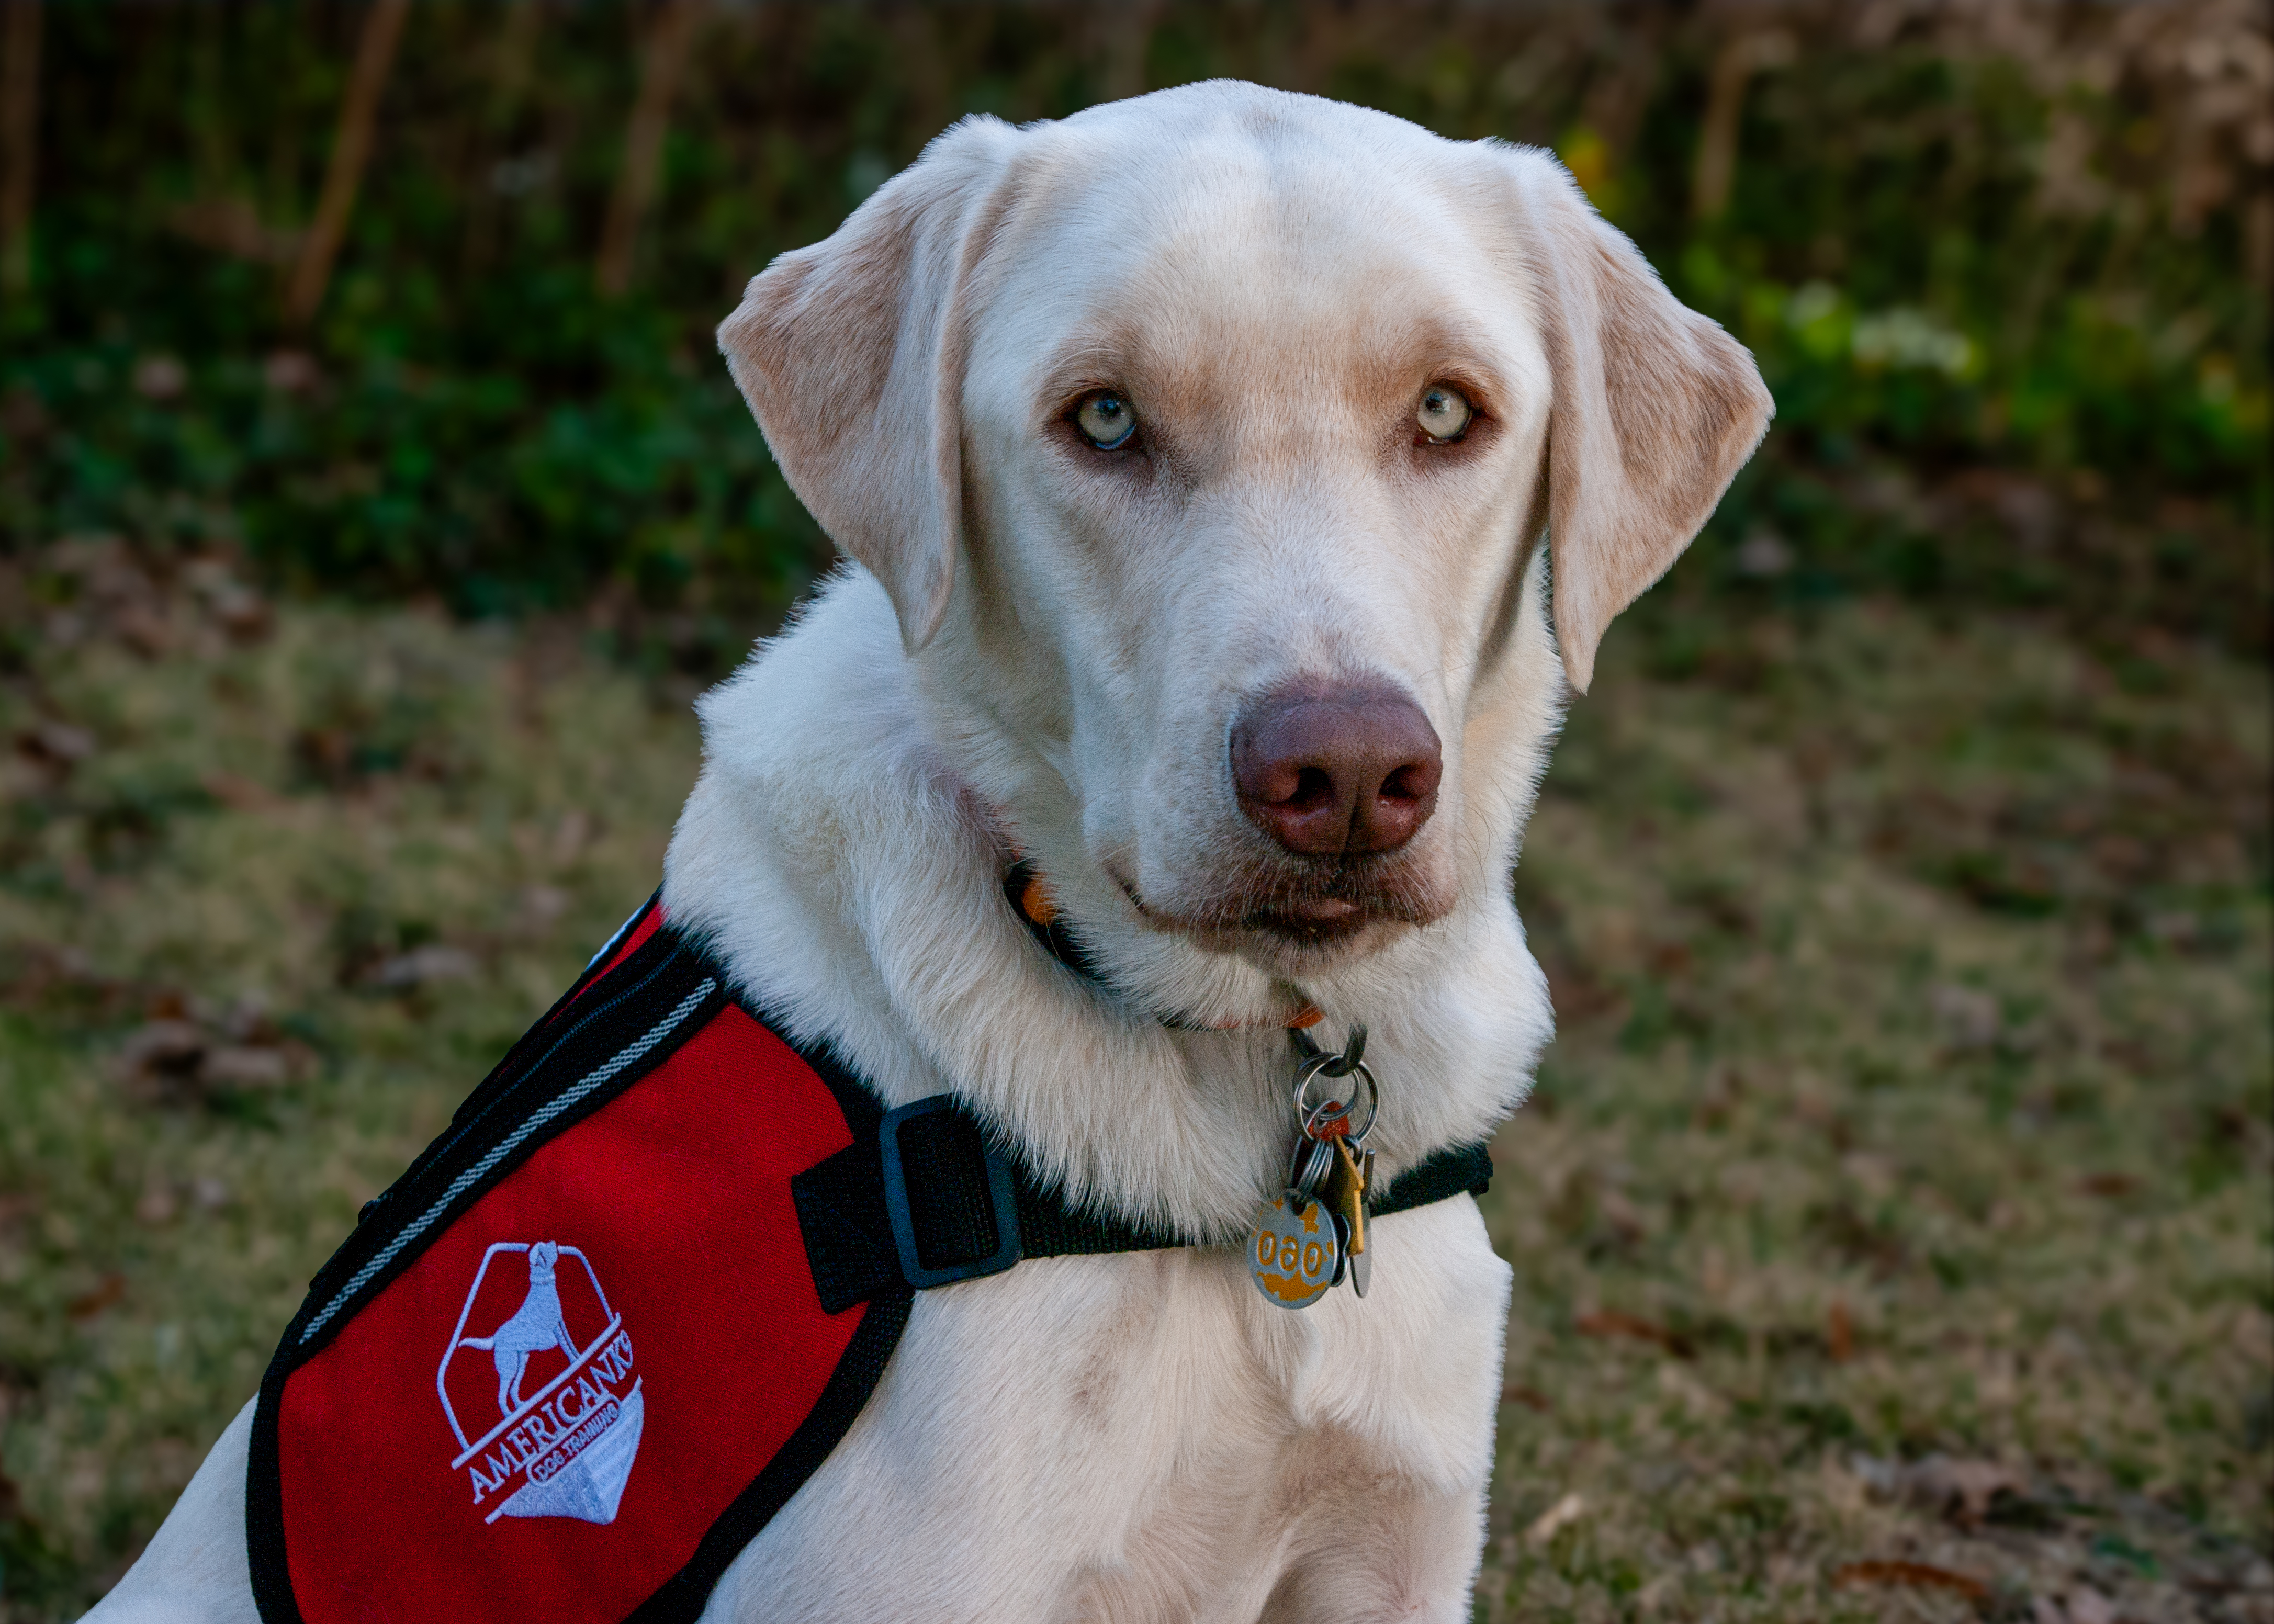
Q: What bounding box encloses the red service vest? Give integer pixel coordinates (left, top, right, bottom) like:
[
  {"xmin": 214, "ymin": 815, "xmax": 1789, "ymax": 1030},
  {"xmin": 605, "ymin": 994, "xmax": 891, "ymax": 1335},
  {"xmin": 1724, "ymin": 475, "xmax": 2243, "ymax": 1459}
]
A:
[{"xmin": 246, "ymin": 893, "xmax": 1493, "ymax": 1623}]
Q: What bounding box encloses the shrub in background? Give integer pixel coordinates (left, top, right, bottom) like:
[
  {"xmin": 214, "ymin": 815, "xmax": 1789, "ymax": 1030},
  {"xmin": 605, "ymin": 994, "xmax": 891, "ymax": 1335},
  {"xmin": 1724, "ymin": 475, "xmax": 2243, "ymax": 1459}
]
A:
[{"xmin": 0, "ymin": 0, "xmax": 2265, "ymax": 660}]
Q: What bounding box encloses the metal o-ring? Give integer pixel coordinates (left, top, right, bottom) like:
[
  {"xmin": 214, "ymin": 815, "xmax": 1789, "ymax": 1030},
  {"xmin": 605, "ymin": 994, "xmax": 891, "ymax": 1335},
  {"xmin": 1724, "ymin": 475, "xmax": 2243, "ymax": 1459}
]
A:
[
  {"xmin": 1293, "ymin": 1054, "xmax": 1378, "ymax": 1145},
  {"xmin": 1288, "ymin": 1136, "xmax": 1335, "ymax": 1196},
  {"xmin": 1291, "ymin": 1053, "xmax": 1341, "ymax": 1125}
]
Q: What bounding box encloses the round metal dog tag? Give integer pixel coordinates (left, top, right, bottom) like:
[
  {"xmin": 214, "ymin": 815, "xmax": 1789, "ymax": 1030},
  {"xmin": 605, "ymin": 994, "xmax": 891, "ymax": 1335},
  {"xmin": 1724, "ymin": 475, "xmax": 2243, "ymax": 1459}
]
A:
[{"xmin": 1247, "ymin": 1190, "xmax": 1340, "ymax": 1310}]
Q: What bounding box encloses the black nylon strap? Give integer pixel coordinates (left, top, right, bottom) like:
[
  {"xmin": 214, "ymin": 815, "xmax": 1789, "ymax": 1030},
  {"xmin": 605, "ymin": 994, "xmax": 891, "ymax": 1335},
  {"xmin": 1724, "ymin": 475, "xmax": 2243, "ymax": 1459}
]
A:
[
  {"xmin": 1370, "ymin": 1141, "xmax": 1493, "ymax": 1216},
  {"xmin": 792, "ymin": 1103, "xmax": 1491, "ymax": 1314},
  {"xmin": 781, "ymin": 858, "xmax": 1501, "ymax": 1316}
]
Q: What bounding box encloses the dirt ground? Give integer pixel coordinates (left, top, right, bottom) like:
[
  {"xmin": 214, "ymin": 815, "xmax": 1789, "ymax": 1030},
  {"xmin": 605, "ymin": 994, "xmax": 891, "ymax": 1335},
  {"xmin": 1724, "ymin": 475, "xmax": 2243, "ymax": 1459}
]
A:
[{"xmin": 1, "ymin": 549, "xmax": 2266, "ymax": 1620}]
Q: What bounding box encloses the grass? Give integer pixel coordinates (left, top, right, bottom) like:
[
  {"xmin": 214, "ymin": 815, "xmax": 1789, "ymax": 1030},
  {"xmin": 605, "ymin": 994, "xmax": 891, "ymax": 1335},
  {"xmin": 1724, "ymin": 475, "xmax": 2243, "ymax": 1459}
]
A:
[
  {"xmin": 1485, "ymin": 604, "xmax": 2271, "ymax": 1622},
  {"xmin": 0, "ymin": 555, "xmax": 2267, "ymax": 1620},
  {"xmin": 0, "ymin": 548, "xmax": 694, "ymax": 1611}
]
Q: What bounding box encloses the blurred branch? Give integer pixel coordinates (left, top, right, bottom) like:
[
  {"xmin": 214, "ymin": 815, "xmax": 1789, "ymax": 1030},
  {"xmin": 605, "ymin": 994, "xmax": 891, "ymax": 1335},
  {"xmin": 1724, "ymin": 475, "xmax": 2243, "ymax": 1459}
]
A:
[
  {"xmin": 489, "ymin": 0, "xmax": 541, "ymax": 126},
  {"xmin": 283, "ymin": 0, "xmax": 412, "ymax": 333},
  {"xmin": 170, "ymin": 197, "xmax": 303, "ymax": 267},
  {"xmin": 1693, "ymin": 28, "xmax": 1794, "ymax": 221},
  {"xmin": 1097, "ymin": 0, "xmax": 1160, "ymax": 103},
  {"xmin": 4, "ymin": 0, "xmax": 2264, "ymax": 629},
  {"xmin": 596, "ymin": 0, "xmax": 706, "ymax": 299},
  {"xmin": 463, "ymin": 0, "xmax": 544, "ymax": 276},
  {"xmin": 1, "ymin": 0, "xmax": 38, "ymax": 297},
  {"xmin": 1602, "ymin": 12, "xmax": 1673, "ymax": 146}
]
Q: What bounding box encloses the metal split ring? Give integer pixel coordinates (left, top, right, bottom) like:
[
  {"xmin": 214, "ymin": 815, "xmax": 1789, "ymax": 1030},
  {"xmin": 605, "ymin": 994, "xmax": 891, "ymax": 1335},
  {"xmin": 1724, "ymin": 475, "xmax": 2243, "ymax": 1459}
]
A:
[
  {"xmin": 1288, "ymin": 1134, "xmax": 1336, "ymax": 1196},
  {"xmin": 1292, "ymin": 1050, "xmax": 1378, "ymax": 1145}
]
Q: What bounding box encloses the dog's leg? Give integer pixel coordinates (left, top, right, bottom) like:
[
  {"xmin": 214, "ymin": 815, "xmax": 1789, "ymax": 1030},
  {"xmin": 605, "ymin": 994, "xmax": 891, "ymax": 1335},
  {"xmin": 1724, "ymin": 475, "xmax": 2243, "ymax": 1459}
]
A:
[
  {"xmin": 1254, "ymin": 1481, "xmax": 1485, "ymax": 1624},
  {"xmin": 499, "ymin": 1348, "xmax": 527, "ymax": 1414},
  {"xmin": 78, "ymin": 1397, "xmax": 260, "ymax": 1623},
  {"xmin": 1250, "ymin": 1206, "xmax": 1508, "ymax": 1624}
]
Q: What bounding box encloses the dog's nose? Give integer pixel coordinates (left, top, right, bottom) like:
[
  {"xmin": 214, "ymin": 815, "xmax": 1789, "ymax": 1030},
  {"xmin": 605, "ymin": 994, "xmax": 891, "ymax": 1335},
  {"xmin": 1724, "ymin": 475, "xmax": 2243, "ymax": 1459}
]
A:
[{"xmin": 1230, "ymin": 683, "xmax": 1442, "ymax": 857}]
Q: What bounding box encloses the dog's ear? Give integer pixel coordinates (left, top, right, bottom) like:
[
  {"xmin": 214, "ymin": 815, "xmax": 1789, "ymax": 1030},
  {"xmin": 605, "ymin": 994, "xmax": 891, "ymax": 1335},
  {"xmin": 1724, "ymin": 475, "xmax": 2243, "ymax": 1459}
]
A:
[
  {"xmin": 1493, "ymin": 147, "xmax": 1773, "ymax": 694},
  {"xmin": 718, "ymin": 118, "xmax": 1021, "ymax": 653}
]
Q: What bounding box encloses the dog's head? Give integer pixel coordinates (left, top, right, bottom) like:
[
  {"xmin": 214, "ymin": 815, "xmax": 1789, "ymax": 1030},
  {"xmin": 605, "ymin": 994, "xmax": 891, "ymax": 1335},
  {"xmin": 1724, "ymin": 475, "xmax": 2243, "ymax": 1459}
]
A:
[
  {"xmin": 527, "ymin": 1240, "xmax": 559, "ymax": 1277},
  {"xmin": 721, "ymin": 84, "xmax": 1766, "ymax": 1007}
]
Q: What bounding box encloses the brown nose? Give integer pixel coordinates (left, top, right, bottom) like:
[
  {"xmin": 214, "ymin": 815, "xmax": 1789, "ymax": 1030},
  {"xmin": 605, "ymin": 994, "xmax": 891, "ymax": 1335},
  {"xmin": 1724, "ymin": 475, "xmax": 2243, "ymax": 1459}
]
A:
[{"xmin": 1230, "ymin": 683, "xmax": 1443, "ymax": 857}]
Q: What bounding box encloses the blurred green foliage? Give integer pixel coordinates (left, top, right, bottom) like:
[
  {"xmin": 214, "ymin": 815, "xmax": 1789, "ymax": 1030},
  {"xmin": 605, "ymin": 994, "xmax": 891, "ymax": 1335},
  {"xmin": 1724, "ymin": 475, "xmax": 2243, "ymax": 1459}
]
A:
[{"xmin": 0, "ymin": 2, "xmax": 2266, "ymax": 654}]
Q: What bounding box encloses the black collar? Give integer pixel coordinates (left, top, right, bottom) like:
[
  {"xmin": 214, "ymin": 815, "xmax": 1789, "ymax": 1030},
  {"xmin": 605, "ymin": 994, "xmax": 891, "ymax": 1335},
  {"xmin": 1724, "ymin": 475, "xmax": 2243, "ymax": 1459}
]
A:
[
  {"xmin": 794, "ymin": 1088, "xmax": 1494, "ymax": 1308},
  {"xmin": 1003, "ymin": 858, "xmax": 1322, "ymax": 1032},
  {"xmin": 793, "ymin": 865, "xmax": 1493, "ymax": 1306},
  {"xmin": 781, "ymin": 856, "xmax": 1498, "ymax": 1303}
]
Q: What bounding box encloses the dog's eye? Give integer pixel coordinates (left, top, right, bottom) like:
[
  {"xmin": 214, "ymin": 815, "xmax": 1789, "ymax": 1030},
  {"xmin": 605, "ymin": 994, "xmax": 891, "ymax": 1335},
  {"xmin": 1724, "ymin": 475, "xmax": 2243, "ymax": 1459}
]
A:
[
  {"xmin": 1075, "ymin": 392, "xmax": 1138, "ymax": 450},
  {"xmin": 1416, "ymin": 384, "xmax": 1474, "ymax": 443}
]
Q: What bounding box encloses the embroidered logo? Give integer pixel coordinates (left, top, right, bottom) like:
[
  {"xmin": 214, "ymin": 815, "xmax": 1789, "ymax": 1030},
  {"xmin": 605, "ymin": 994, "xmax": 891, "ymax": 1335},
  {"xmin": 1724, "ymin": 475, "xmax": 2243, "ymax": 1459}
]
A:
[{"xmin": 436, "ymin": 1240, "xmax": 644, "ymax": 1525}]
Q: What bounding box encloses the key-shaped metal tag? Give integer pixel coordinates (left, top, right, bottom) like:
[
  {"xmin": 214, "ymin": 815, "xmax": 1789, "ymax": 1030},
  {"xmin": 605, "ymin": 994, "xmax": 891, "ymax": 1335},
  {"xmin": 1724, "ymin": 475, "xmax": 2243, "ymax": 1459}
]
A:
[
  {"xmin": 1247, "ymin": 1189, "xmax": 1340, "ymax": 1310},
  {"xmin": 1322, "ymin": 1137, "xmax": 1374, "ymax": 1297},
  {"xmin": 1257, "ymin": 1017, "xmax": 1380, "ymax": 1309}
]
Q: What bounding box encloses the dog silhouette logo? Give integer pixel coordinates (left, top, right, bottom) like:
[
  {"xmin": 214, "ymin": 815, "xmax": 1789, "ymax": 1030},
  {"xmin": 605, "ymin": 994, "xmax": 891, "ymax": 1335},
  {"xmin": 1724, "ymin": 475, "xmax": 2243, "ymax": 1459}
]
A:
[{"xmin": 436, "ymin": 1240, "xmax": 644, "ymax": 1525}]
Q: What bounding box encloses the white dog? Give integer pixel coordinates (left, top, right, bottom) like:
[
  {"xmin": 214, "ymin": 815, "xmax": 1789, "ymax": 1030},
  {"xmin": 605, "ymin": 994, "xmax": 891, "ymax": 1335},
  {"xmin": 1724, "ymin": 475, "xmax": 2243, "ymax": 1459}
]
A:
[
  {"xmin": 87, "ymin": 81, "xmax": 1765, "ymax": 1622},
  {"xmin": 454, "ymin": 1240, "xmax": 577, "ymax": 1417}
]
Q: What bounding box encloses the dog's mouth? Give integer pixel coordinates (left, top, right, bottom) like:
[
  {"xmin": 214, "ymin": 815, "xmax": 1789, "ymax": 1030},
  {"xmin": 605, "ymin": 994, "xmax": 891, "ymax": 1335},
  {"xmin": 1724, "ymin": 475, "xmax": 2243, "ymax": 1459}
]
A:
[{"xmin": 1111, "ymin": 858, "xmax": 1448, "ymax": 954}]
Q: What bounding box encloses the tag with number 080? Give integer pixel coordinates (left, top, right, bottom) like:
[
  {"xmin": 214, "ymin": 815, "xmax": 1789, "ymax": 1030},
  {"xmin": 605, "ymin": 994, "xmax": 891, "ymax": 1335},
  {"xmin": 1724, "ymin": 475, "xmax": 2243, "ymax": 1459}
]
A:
[{"xmin": 1247, "ymin": 1190, "xmax": 1340, "ymax": 1309}]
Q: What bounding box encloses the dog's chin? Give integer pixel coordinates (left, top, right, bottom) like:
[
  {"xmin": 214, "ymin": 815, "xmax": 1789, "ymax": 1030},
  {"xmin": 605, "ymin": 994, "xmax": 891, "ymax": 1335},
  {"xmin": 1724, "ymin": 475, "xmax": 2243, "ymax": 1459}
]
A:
[
  {"xmin": 1115, "ymin": 856, "xmax": 1453, "ymax": 975},
  {"xmin": 1219, "ymin": 912, "xmax": 1416, "ymax": 976}
]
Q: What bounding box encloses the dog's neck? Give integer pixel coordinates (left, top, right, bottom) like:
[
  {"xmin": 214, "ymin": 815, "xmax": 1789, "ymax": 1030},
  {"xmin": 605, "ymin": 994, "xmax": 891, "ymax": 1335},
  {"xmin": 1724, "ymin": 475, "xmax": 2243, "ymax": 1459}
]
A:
[{"xmin": 662, "ymin": 570, "xmax": 1559, "ymax": 1237}]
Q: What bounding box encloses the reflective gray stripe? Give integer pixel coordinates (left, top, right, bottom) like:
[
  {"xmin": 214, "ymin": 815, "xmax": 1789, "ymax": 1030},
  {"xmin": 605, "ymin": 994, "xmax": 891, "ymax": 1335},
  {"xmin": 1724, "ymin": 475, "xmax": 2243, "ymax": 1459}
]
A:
[
  {"xmin": 586, "ymin": 899, "xmax": 650, "ymax": 971},
  {"xmin": 298, "ymin": 977, "xmax": 716, "ymax": 1346}
]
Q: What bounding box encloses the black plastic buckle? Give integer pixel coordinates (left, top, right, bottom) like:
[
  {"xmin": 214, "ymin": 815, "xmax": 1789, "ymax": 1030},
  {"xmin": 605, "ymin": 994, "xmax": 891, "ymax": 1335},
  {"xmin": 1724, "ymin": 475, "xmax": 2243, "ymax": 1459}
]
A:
[{"xmin": 877, "ymin": 1095, "xmax": 1025, "ymax": 1289}]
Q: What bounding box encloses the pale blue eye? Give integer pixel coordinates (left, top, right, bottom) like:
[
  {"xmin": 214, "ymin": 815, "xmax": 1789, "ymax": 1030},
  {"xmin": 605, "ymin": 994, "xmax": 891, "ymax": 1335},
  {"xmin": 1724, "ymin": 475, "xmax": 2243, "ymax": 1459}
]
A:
[
  {"xmin": 1417, "ymin": 385, "xmax": 1473, "ymax": 442},
  {"xmin": 1076, "ymin": 392, "xmax": 1136, "ymax": 448}
]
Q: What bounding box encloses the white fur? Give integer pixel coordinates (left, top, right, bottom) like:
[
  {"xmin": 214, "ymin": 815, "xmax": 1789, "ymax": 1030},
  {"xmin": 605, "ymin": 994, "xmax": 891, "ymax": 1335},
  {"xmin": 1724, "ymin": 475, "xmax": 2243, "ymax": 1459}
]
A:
[{"xmin": 86, "ymin": 81, "xmax": 1765, "ymax": 1623}]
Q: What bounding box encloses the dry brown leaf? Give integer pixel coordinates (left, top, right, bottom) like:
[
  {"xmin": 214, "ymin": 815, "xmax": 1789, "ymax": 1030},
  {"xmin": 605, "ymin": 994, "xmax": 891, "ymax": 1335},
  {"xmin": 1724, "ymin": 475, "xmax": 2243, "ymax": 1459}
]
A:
[
  {"xmin": 65, "ymin": 1272, "xmax": 127, "ymax": 1321},
  {"xmin": 15, "ymin": 719, "xmax": 96, "ymax": 772},
  {"xmin": 368, "ymin": 944, "xmax": 479, "ymax": 989},
  {"xmin": 200, "ymin": 1046, "xmax": 292, "ymax": 1089},
  {"xmin": 1524, "ymin": 1492, "xmax": 1587, "ymax": 1547},
  {"xmin": 116, "ymin": 1019, "xmax": 207, "ymax": 1077},
  {"xmin": 1575, "ymin": 1309, "xmax": 1693, "ymax": 1358},
  {"xmin": 200, "ymin": 769, "xmax": 281, "ymax": 812},
  {"xmin": 1906, "ymin": 1454, "xmax": 2029, "ymax": 1527},
  {"xmin": 1833, "ymin": 1560, "xmax": 1989, "ymax": 1600},
  {"xmin": 1851, "ymin": 1452, "xmax": 2030, "ymax": 1528},
  {"xmin": 134, "ymin": 1179, "xmax": 177, "ymax": 1226}
]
